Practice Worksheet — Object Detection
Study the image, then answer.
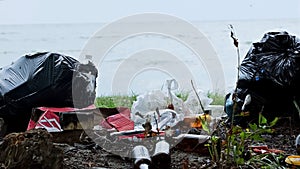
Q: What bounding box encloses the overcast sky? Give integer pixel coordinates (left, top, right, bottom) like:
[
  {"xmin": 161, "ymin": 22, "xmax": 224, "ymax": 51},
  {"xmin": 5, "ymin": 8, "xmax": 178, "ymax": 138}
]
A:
[{"xmin": 0, "ymin": 0, "xmax": 299, "ymax": 24}]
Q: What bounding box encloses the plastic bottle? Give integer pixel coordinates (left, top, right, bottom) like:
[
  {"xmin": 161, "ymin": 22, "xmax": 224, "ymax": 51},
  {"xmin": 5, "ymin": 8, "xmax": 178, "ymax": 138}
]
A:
[
  {"xmin": 296, "ymin": 134, "xmax": 300, "ymax": 154},
  {"xmin": 152, "ymin": 140, "xmax": 171, "ymax": 169},
  {"xmin": 132, "ymin": 145, "xmax": 151, "ymax": 169}
]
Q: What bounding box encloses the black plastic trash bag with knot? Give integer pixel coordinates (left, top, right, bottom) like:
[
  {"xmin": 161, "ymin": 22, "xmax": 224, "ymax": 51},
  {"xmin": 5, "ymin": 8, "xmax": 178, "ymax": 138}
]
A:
[
  {"xmin": 225, "ymin": 31, "xmax": 300, "ymax": 125},
  {"xmin": 0, "ymin": 52, "xmax": 98, "ymax": 134}
]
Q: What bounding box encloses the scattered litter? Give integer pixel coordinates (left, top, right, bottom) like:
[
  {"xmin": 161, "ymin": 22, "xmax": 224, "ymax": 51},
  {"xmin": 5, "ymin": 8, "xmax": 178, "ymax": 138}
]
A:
[
  {"xmin": 250, "ymin": 145, "xmax": 284, "ymax": 154},
  {"xmin": 1, "ymin": 30, "xmax": 298, "ymax": 169}
]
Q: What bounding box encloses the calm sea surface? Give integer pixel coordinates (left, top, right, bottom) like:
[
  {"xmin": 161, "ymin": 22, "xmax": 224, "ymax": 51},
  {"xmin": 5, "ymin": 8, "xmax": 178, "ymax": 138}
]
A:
[{"xmin": 1, "ymin": 19, "xmax": 299, "ymax": 95}]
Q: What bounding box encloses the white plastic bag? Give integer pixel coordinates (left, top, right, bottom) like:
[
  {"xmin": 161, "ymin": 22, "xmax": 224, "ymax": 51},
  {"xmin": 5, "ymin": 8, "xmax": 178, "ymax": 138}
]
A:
[
  {"xmin": 184, "ymin": 90, "xmax": 213, "ymax": 115},
  {"xmin": 133, "ymin": 109, "xmax": 182, "ymax": 131},
  {"xmin": 131, "ymin": 79, "xmax": 186, "ymax": 124},
  {"xmin": 131, "ymin": 90, "xmax": 185, "ymax": 123}
]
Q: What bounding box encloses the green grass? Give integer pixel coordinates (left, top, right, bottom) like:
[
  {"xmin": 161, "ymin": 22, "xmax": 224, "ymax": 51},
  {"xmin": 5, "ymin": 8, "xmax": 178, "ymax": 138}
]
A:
[
  {"xmin": 207, "ymin": 92, "xmax": 225, "ymax": 105},
  {"xmin": 95, "ymin": 95, "xmax": 137, "ymax": 108},
  {"xmin": 95, "ymin": 92, "xmax": 225, "ymax": 108}
]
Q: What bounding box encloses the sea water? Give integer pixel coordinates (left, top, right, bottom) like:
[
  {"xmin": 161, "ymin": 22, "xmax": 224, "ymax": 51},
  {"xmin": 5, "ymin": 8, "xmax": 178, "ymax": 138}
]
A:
[{"xmin": 0, "ymin": 19, "xmax": 299, "ymax": 95}]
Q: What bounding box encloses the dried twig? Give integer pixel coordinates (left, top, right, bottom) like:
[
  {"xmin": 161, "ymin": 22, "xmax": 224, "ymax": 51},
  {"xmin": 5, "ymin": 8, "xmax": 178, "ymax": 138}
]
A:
[
  {"xmin": 191, "ymin": 80, "xmax": 205, "ymax": 114},
  {"xmin": 228, "ymin": 24, "xmax": 241, "ymax": 125}
]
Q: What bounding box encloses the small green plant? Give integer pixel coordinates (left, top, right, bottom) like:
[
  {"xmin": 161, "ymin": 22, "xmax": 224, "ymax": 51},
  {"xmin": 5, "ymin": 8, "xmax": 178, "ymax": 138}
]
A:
[
  {"xmin": 200, "ymin": 115, "xmax": 221, "ymax": 165},
  {"xmin": 224, "ymin": 114, "xmax": 279, "ymax": 167},
  {"xmin": 206, "ymin": 135, "xmax": 221, "ymax": 164},
  {"xmin": 175, "ymin": 92, "xmax": 189, "ymax": 101},
  {"xmin": 205, "ymin": 113, "xmax": 280, "ymax": 168}
]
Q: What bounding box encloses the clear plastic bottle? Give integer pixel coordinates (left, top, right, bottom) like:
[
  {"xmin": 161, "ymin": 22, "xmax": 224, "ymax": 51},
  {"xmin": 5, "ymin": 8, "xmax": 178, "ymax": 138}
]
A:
[
  {"xmin": 132, "ymin": 145, "xmax": 151, "ymax": 169},
  {"xmin": 152, "ymin": 140, "xmax": 171, "ymax": 169},
  {"xmin": 296, "ymin": 134, "xmax": 300, "ymax": 154}
]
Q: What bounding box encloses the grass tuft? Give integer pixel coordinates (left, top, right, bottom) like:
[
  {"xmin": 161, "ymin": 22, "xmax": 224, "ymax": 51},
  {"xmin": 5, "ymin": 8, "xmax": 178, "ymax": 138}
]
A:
[
  {"xmin": 207, "ymin": 92, "xmax": 225, "ymax": 105},
  {"xmin": 95, "ymin": 95, "xmax": 137, "ymax": 108},
  {"xmin": 95, "ymin": 92, "xmax": 225, "ymax": 108}
]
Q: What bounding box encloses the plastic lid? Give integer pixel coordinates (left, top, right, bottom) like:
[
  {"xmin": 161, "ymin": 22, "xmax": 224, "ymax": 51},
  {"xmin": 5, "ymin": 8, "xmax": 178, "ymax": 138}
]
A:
[{"xmin": 285, "ymin": 155, "xmax": 300, "ymax": 166}]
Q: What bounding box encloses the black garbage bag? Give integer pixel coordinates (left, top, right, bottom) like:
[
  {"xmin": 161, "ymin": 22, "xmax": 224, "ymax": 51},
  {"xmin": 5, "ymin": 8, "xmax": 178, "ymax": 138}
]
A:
[
  {"xmin": 225, "ymin": 31, "xmax": 300, "ymax": 125},
  {"xmin": 0, "ymin": 52, "xmax": 98, "ymax": 134}
]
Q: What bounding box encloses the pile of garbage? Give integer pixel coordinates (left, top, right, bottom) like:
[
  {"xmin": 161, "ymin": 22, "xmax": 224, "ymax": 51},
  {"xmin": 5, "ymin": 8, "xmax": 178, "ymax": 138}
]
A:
[
  {"xmin": 0, "ymin": 55, "xmax": 219, "ymax": 167},
  {"xmin": 19, "ymin": 77, "xmax": 219, "ymax": 168},
  {"xmin": 2, "ymin": 35, "xmax": 300, "ymax": 167},
  {"xmin": 0, "ymin": 52, "xmax": 98, "ymax": 134},
  {"xmin": 225, "ymin": 31, "xmax": 300, "ymax": 125}
]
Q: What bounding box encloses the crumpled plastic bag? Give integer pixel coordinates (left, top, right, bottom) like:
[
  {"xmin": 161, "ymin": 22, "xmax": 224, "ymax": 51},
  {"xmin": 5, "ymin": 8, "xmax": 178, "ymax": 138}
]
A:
[
  {"xmin": 184, "ymin": 90, "xmax": 213, "ymax": 114},
  {"xmin": 131, "ymin": 79, "xmax": 187, "ymax": 125},
  {"xmin": 131, "ymin": 90, "xmax": 186, "ymax": 124},
  {"xmin": 133, "ymin": 109, "xmax": 182, "ymax": 131},
  {"xmin": 131, "ymin": 79, "xmax": 214, "ymax": 126}
]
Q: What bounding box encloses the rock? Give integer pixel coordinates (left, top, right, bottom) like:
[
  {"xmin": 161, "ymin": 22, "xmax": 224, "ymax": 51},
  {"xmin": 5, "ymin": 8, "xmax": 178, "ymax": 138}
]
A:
[{"xmin": 0, "ymin": 129, "xmax": 63, "ymax": 169}]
